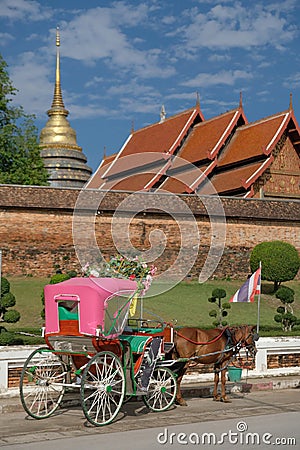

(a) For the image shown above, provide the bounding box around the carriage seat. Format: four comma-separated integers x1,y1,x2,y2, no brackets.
119,334,152,354
58,305,78,321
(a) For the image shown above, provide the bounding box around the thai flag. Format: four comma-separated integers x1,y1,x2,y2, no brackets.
230,267,261,303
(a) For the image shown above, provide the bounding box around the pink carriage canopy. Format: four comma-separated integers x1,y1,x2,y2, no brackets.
44,277,138,337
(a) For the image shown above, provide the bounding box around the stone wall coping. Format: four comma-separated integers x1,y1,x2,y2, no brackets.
0,184,299,222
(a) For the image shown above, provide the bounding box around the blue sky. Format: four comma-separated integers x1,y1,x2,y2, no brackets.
1,0,300,172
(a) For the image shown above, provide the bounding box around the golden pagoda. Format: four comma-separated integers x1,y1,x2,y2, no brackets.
39,28,92,187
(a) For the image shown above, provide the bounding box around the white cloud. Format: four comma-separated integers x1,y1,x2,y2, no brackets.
182,70,253,87
54,4,175,79
165,92,198,101
180,2,296,52
256,90,270,97
208,53,231,62
119,96,160,115
66,103,110,120
0,32,14,46
84,76,104,89
9,51,53,116
161,15,176,25
283,72,300,89
0,0,52,21
107,80,158,98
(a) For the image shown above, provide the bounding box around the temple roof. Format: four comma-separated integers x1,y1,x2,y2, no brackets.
87,152,117,188
200,159,273,196
158,163,210,194
87,105,204,190
158,105,247,192
177,106,247,164
217,110,293,168
86,95,300,199
205,107,300,197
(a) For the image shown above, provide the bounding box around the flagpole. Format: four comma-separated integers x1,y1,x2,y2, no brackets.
257,261,262,334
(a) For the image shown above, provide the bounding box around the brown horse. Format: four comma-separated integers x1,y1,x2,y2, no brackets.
167,325,258,406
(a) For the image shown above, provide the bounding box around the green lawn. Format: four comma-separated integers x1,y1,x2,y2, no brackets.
6,277,49,330
4,276,300,340
144,280,300,333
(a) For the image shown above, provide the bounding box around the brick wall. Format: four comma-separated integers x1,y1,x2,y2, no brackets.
0,185,299,278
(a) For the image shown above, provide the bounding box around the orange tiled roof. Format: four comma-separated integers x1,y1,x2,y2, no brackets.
85,152,117,188
122,108,202,157
99,107,203,190
200,158,273,196
86,99,299,199
177,107,246,164
158,163,209,193
218,111,291,167
103,172,157,191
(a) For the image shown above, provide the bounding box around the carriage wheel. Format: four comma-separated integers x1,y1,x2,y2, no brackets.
80,351,125,426
19,347,67,419
143,367,177,412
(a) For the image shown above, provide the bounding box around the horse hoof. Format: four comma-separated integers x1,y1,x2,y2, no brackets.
175,398,187,406
213,396,221,402
221,397,232,403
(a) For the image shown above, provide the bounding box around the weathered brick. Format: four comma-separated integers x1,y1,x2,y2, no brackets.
0,185,299,278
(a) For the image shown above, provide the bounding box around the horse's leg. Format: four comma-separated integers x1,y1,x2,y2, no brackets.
175,364,188,406
220,366,231,403
213,368,220,401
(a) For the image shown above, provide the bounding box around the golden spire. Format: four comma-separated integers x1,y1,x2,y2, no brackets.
39,27,80,149
51,27,67,112
39,26,92,187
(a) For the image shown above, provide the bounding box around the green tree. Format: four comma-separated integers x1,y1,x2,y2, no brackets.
274,286,300,332
250,241,300,291
208,288,231,327
0,53,49,185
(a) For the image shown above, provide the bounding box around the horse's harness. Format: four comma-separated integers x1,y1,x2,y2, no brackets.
175,327,228,345
174,326,258,371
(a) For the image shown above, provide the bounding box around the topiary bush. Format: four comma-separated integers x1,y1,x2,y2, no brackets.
0,277,21,345
1,277,10,296
273,286,300,332
250,241,300,291
208,288,231,327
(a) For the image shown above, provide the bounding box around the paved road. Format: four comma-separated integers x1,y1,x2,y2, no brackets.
5,411,299,450
0,389,299,448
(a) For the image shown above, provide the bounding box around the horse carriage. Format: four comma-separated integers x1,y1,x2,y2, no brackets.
19,277,178,426
19,276,258,426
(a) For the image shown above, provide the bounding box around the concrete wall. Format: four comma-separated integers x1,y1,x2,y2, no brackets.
1,338,300,392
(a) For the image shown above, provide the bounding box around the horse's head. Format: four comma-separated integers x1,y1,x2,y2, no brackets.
230,325,259,356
